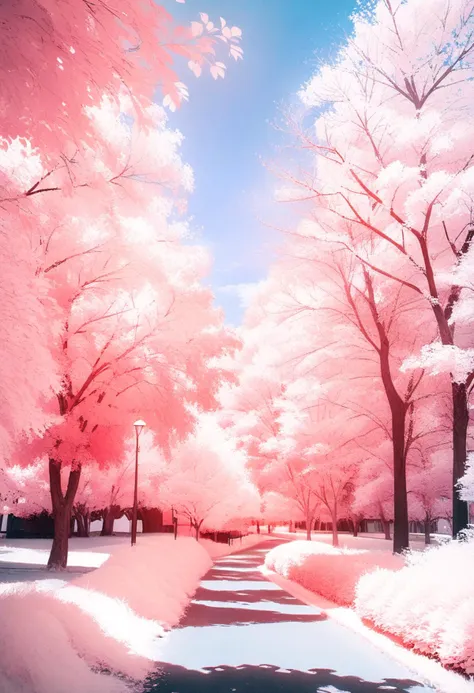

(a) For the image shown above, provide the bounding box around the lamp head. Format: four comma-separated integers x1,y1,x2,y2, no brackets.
133,419,146,436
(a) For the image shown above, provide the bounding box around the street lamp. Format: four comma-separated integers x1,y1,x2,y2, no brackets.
131,419,146,546
172,506,178,540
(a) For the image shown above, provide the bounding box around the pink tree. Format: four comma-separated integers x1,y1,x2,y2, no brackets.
158,414,260,539
0,1,243,156
6,100,238,569
408,450,452,544
81,430,167,536
0,2,244,535
261,491,301,533
286,0,474,535
0,0,242,455
353,446,395,541
220,290,377,545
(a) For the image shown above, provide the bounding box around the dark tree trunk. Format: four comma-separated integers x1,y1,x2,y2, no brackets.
424,517,431,545
452,381,469,536
417,230,473,537
256,521,260,534
74,510,90,537
48,459,81,570
101,505,120,536
305,514,313,541
352,520,359,537
331,509,339,547
392,405,409,553
361,272,409,554
194,520,203,540
382,518,391,541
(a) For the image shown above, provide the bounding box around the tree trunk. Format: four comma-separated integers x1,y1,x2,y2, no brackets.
367,275,409,554
289,520,293,532
74,512,82,537
391,404,409,553
73,505,90,537
424,523,431,545
101,506,117,536
194,520,203,541
424,516,431,545
382,518,391,541
331,510,339,547
352,520,359,537
452,381,469,537
48,459,81,570
305,514,312,540
256,521,260,534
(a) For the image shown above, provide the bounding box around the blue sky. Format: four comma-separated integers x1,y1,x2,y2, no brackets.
165,0,357,324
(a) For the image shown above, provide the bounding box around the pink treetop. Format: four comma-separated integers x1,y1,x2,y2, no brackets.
83,430,167,513
0,1,243,157
261,491,301,525
8,100,239,474
158,413,260,536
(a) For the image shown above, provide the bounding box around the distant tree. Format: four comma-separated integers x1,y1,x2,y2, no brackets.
158,414,260,539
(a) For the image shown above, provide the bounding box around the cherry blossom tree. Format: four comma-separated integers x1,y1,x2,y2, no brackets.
79,430,166,536
287,0,474,536
158,413,260,539
0,1,243,156
5,101,238,570
0,2,244,521
261,491,300,532
409,450,451,544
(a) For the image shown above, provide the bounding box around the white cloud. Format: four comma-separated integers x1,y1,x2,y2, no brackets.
218,282,262,308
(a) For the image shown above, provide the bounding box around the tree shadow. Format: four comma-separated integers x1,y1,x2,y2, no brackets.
143,663,425,693
205,569,264,581
183,602,327,627
192,586,300,605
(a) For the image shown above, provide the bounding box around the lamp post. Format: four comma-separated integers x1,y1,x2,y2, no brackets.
172,506,178,540
131,419,146,546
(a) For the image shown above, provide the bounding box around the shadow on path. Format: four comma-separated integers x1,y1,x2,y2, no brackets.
145,662,423,693
145,539,430,693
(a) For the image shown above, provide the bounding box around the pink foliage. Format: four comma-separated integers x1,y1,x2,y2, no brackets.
265,540,403,607
158,414,260,534
355,532,474,676
0,1,243,155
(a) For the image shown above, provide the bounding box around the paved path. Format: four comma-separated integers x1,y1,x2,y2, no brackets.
144,539,434,693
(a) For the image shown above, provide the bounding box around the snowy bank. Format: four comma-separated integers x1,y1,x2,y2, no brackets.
265,540,403,606
355,531,474,676
0,536,211,693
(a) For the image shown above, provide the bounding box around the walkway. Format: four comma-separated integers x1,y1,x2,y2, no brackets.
144,539,434,693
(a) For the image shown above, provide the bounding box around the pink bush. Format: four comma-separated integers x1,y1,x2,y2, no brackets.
355,532,474,676
0,536,211,693
265,540,403,606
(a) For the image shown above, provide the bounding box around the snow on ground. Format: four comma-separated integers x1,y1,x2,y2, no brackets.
262,563,474,693
0,535,213,693
355,529,474,677
272,527,443,552
265,539,403,606
265,532,474,679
